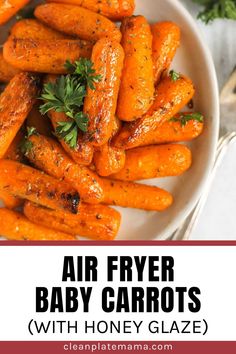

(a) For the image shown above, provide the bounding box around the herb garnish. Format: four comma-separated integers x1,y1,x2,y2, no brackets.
170,113,204,126
169,70,181,82
193,0,236,23
39,59,101,149
20,127,37,155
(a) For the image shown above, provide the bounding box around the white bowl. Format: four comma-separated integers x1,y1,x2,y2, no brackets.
114,0,219,240
0,0,219,240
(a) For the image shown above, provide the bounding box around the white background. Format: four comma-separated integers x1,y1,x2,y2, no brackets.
0,245,235,341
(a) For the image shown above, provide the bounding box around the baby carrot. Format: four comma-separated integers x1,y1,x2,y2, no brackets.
46,0,135,20
10,18,69,40
94,144,126,177
101,178,173,211
3,37,92,74
0,208,75,240
24,201,121,240
48,109,94,166
35,3,122,42
0,160,80,214
110,144,192,181
93,117,126,176
116,16,155,122
0,0,30,25
0,72,40,158
26,133,104,204
83,38,124,146
113,74,195,150
136,112,204,146
151,22,181,84
0,49,20,83
0,191,23,209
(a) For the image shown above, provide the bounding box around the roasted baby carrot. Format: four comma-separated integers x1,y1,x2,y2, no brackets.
116,16,155,122
0,191,23,209
3,37,92,74
136,112,204,146
94,144,126,177
0,72,40,158
151,22,181,84
46,0,135,20
113,74,195,150
48,109,94,166
27,104,53,137
35,3,121,42
0,208,75,240
0,0,30,25
3,130,26,208
0,160,80,214
24,201,121,240
10,19,69,40
4,129,25,162
26,133,104,204
0,49,20,83
101,178,173,211
83,38,124,146
110,144,192,181
93,117,126,176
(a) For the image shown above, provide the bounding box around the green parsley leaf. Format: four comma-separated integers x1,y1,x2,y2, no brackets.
170,113,204,126
55,121,78,149
65,58,102,90
169,70,181,82
20,127,38,155
39,58,102,149
193,0,236,23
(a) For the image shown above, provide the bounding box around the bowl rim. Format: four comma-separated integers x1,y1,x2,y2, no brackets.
156,0,220,240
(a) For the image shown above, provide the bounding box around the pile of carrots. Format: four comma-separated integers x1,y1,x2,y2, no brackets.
0,0,204,241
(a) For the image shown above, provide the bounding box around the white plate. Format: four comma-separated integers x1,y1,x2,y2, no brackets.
0,0,219,240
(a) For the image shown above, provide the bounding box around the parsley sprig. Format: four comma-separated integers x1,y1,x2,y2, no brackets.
169,70,181,82
193,0,236,23
170,113,204,126
20,127,37,155
65,58,102,90
39,59,101,149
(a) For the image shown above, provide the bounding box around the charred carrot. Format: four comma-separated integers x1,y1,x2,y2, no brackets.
0,72,40,158
116,16,155,122
101,178,173,211
10,18,69,40
0,208,75,240
3,37,92,74
46,0,135,20
0,49,20,83
151,22,181,84
0,160,80,214
113,74,195,150
26,133,104,204
110,144,192,181
83,38,124,146
27,104,53,137
0,0,30,25
48,109,94,166
24,201,121,240
136,112,204,146
35,3,121,42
